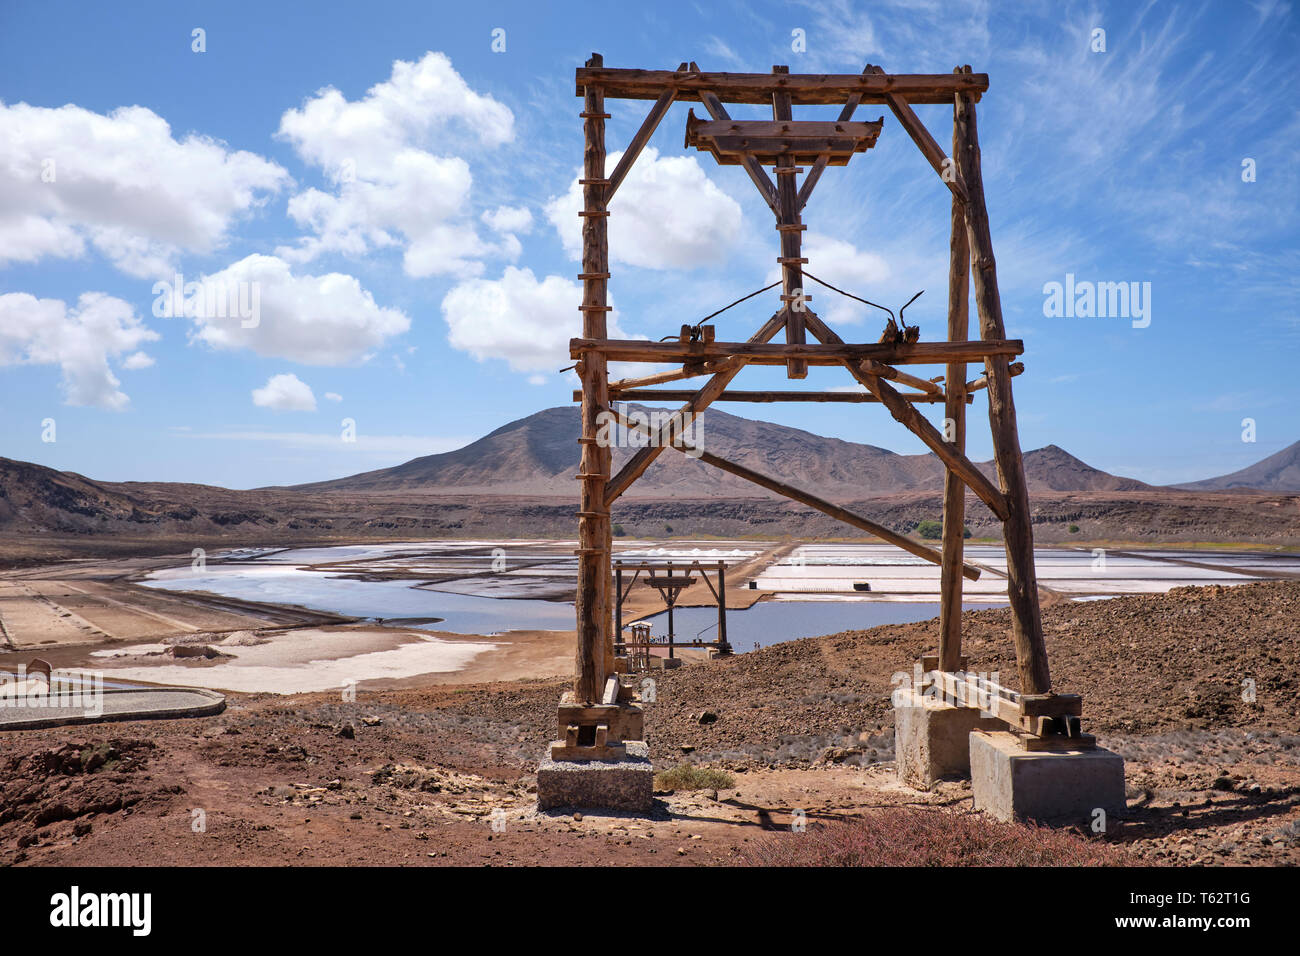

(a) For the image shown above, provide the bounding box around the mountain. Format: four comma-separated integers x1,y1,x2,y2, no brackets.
1173,441,1300,493
293,405,1151,498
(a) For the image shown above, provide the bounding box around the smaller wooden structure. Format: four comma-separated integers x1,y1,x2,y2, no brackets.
614,559,729,660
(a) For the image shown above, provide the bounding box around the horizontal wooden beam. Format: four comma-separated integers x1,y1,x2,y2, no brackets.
590,388,972,404
609,407,982,581
572,337,1023,366
684,113,883,167
576,67,989,105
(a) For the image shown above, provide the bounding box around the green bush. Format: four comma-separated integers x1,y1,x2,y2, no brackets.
916,519,942,539
612,523,627,537
1068,524,1080,534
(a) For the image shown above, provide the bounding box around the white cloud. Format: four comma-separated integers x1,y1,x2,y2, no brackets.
768,233,892,328
252,372,317,412
0,292,158,409
441,266,632,373
176,254,410,365
275,52,515,276
0,101,288,278
122,351,155,370
324,391,343,402
546,147,743,270
482,205,533,234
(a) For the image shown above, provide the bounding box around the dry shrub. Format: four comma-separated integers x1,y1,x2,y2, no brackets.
742,807,1135,867
655,764,735,791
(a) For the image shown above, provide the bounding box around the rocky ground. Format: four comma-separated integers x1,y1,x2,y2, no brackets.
2,581,1298,867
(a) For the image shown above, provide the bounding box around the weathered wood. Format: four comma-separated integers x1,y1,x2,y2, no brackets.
574,56,611,704
575,66,989,105
597,388,968,404
605,68,682,202
871,65,968,206
610,407,982,580
939,79,970,674
966,361,1023,391
955,74,1051,695
602,312,787,505
684,113,883,167
799,309,1011,521
571,337,1023,366
772,67,807,380
697,89,779,213
608,365,716,391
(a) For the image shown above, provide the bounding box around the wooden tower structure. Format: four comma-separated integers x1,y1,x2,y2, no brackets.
550,56,1083,764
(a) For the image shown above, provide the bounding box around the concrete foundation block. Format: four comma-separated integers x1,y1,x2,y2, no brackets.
537,740,654,813
894,687,1001,790
970,730,1126,827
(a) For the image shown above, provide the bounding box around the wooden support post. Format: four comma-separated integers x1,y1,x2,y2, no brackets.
954,69,1051,694
772,66,808,380
939,80,970,674
574,54,612,704
614,564,624,657
717,564,728,654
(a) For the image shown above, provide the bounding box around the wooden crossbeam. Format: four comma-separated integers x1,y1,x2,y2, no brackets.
571,338,1023,366
798,310,1011,521
603,311,786,505
684,114,883,166
575,67,989,105
593,388,969,404
609,407,982,581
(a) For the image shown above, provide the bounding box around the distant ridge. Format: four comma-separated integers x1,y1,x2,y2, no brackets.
291,405,1152,498
1173,441,1300,493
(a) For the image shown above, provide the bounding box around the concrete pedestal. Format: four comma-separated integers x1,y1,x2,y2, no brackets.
537,740,654,813
894,687,1001,790
970,730,1126,826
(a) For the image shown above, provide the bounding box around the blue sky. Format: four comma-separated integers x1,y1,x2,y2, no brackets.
1,0,1296,489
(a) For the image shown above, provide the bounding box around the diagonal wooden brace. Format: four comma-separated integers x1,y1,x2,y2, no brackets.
609,406,982,580
800,310,1010,521
603,310,786,505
